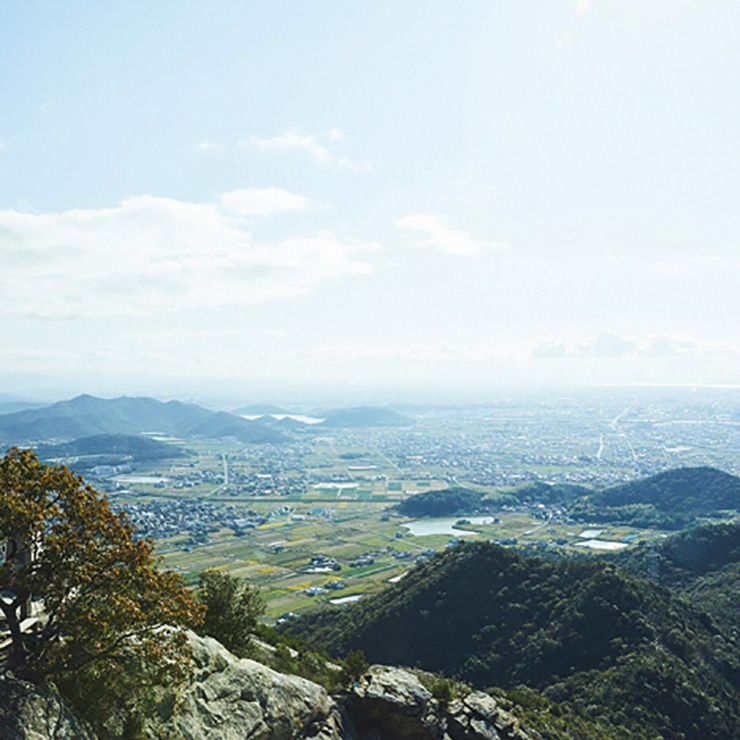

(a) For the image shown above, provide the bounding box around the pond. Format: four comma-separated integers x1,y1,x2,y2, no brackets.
329,594,364,605
114,475,170,485
402,516,497,537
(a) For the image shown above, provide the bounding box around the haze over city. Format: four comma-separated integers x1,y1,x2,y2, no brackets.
1,1,738,401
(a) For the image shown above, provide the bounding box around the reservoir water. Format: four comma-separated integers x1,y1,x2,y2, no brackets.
329,594,364,605
114,475,170,485
402,516,497,537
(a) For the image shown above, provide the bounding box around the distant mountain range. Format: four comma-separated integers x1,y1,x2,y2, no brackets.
232,404,289,416
0,395,286,445
317,406,413,428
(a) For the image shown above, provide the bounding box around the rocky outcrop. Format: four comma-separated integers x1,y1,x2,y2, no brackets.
344,665,533,740
0,670,96,740
149,633,344,739
151,635,533,740
0,634,533,739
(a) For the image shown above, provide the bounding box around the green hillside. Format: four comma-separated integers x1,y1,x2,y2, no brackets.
187,411,285,444
395,486,493,517
37,434,184,462
570,467,740,528
288,540,740,738
512,481,592,505
612,520,740,636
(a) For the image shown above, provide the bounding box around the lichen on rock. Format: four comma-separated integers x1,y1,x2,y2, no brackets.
0,671,96,740
147,632,344,739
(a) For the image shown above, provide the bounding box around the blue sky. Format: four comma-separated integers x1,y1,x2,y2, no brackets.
1,1,739,399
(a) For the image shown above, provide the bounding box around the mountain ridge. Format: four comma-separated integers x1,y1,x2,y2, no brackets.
570,466,740,528
0,395,285,445
287,540,740,738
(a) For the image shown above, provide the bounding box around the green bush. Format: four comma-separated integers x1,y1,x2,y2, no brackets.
196,569,265,657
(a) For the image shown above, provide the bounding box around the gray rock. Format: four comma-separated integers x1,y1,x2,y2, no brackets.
0,671,96,740
150,632,344,740
343,666,532,740
0,636,534,740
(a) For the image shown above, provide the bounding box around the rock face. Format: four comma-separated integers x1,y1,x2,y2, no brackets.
0,671,96,740
0,634,533,739
153,635,532,740
344,665,532,740
150,633,344,739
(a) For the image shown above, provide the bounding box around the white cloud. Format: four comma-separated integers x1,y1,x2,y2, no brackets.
576,0,591,14
642,336,697,357
244,130,332,165
0,191,379,320
582,332,639,358
193,140,221,152
0,141,6,152
395,213,504,256
241,129,371,170
531,333,700,359
531,342,569,359
219,188,319,217
337,156,373,172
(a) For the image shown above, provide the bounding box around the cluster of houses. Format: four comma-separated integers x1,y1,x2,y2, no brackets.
303,554,341,573
113,499,316,542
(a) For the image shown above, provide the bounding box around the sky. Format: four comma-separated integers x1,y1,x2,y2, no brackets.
1,0,739,402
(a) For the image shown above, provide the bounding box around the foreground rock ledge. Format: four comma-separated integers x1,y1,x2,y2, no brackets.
151,633,342,739
151,633,533,740
1,632,534,739
0,671,96,740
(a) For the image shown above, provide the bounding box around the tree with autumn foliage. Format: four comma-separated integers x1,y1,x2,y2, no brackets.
0,448,203,736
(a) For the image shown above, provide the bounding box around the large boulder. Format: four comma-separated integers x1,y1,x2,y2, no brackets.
343,665,533,740
149,632,344,739
0,671,96,740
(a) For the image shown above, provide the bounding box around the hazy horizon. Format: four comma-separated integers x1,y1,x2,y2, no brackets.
2,2,739,394
2,373,740,413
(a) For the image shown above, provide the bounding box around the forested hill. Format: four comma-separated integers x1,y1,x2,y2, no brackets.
614,520,740,585
569,466,740,528
394,486,494,517
0,394,285,445
612,520,740,636
288,540,740,738
37,434,184,462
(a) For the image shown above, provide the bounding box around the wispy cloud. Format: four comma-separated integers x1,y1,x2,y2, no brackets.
241,128,372,171
0,190,379,320
193,140,221,152
395,213,504,256
219,188,319,217
576,0,591,14
245,130,332,164
337,156,372,172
